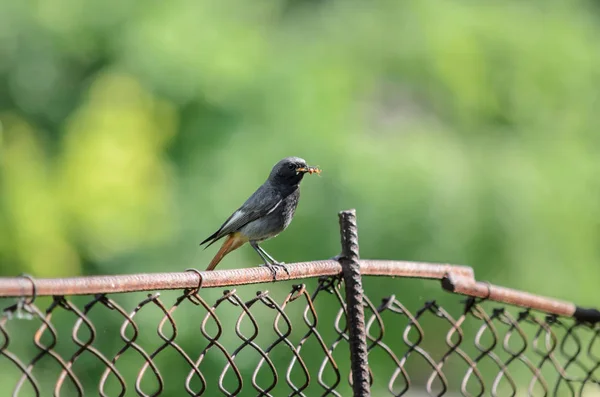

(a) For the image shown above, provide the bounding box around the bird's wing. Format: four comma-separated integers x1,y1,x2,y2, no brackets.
200,185,281,248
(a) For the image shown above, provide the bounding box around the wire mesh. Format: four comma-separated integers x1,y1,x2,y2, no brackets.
1,273,598,397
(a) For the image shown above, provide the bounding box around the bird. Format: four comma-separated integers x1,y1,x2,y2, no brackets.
200,156,321,278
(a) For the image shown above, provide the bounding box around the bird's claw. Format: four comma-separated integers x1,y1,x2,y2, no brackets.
262,263,278,280
274,262,290,277
260,261,290,280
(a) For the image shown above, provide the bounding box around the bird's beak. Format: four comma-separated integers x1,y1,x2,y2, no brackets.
296,166,321,175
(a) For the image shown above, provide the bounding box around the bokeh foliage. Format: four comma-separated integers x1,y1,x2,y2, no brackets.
1,0,599,394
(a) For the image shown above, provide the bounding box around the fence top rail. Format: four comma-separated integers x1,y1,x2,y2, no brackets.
0,259,472,297
0,259,597,322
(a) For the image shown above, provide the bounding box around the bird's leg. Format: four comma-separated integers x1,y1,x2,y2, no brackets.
257,245,291,276
257,246,279,265
250,242,279,279
250,242,290,279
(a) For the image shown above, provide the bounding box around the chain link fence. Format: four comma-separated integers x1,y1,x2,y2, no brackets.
1,210,598,396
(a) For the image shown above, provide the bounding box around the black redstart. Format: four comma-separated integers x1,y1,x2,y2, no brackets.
200,156,320,277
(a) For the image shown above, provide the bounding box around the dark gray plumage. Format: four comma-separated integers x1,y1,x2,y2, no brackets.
200,156,320,277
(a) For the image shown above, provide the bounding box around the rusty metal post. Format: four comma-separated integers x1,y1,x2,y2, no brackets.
338,209,371,397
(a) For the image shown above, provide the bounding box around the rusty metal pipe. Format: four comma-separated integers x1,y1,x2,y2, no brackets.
441,273,577,317
0,260,472,298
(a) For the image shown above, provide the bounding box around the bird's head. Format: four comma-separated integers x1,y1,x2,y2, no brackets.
268,156,321,186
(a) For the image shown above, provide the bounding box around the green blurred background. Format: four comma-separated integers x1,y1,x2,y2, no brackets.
1,0,600,395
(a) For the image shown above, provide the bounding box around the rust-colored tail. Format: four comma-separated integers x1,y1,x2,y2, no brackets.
205,232,248,271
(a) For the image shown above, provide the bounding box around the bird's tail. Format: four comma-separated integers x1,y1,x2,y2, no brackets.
206,232,248,271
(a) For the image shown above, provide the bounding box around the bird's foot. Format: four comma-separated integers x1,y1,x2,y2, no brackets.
272,261,290,277
260,262,278,280
260,262,290,280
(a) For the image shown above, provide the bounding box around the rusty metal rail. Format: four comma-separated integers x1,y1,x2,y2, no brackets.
0,209,598,396
0,260,474,297
0,261,594,321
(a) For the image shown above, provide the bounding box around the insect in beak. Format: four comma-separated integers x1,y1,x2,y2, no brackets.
297,166,321,175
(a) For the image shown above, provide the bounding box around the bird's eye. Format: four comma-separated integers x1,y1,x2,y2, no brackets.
288,163,296,170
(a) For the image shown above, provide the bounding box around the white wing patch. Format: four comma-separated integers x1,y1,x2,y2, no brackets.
222,210,245,230
265,200,282,216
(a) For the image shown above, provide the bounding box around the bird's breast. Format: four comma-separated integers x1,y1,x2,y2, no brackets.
279,190,300,228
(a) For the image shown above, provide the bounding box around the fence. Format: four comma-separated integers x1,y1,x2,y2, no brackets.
0,210,599,397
